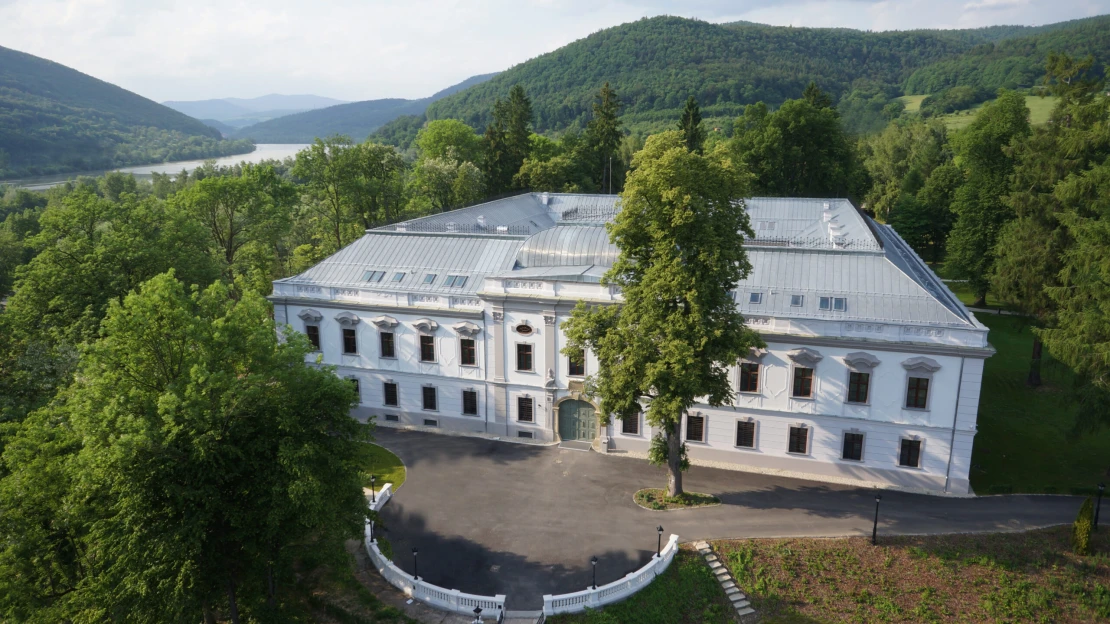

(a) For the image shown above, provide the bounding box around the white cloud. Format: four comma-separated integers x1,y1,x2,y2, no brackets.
0,0,1103,102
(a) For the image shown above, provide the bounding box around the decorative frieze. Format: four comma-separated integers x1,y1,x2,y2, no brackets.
409,295,441,305
844,322,885,334
746,316,772,327
332,288,360,299
902,327,945,338
296,285,322,295
505,280,544,290
451,297,482,308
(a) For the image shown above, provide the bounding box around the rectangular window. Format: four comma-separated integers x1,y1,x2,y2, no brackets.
363,270,385,282
423,274,437,284
460,338,477,366
518,396,534,422
749,292,763,304
380,332,395,358
788,426,809,454
420,335,436,362
847,371,870,403
735,421,756,448
568,348,585,376
305,325,320,350
422,386,437,411
518,431,534,439
906,377,929,409
622,413,639,435
685,414,705,442
392,272,405,282
819,296,832,311
516,343,533,372
342,328,358,354
462,390,478,415
842,432,864,461
790,294,804,307
349,377,360,397
383,382,398,407
899,439,922,467
384,414,400,422
792,367,814,398
833,297,847,311
739,362,760,393
445,275,468,288
423,418,439,427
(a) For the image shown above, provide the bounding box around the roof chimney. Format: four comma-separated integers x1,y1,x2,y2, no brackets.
477,215,486,229
496,225,509,233
395,223,408,232
540,192,550,205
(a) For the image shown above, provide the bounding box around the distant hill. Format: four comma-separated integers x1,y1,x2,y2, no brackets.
163,94,349,128
0,45,253,179
423,15,1110,135
201,119,236,136
231,73,498,143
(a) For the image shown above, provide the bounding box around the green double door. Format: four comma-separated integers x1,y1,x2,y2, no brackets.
558,400,597,442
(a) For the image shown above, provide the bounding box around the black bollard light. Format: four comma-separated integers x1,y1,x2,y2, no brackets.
412,547,420,581
472,606,482,624
872,493,882,546
1096,483,1105,531
371,474,377,504
591,556,598,589
657,525,664,558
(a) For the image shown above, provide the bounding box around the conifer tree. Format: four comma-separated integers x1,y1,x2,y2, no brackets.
506,85,534,188
678,95,706,153
585,82,623,193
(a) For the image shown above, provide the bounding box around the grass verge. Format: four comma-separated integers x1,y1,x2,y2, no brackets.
634,488,721,510
716,526,1109,624
546,547,734,624
362,443,406,491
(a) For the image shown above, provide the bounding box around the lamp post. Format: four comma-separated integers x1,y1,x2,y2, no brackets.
412,547,420,581
590,556,598,590
656,526,664,558
471,606,483,624
872,493,882,546
1096,483,1105,531
370,474,377,504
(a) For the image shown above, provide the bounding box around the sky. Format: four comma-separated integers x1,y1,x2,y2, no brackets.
0,0,1106,103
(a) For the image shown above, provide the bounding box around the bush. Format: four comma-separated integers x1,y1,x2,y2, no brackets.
1073,496,1094,555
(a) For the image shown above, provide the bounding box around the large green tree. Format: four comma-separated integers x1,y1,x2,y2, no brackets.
0,272,371,622
415,119,483,164
562,131,763,497
585,82,624,193
860,119,949,221
677,95,706,153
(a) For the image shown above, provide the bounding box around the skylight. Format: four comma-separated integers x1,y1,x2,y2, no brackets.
363,270,385,282
445,275,468,288
423,274,437,284
392,272,405,282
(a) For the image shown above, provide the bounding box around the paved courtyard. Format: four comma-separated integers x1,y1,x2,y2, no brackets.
372,428,1083,610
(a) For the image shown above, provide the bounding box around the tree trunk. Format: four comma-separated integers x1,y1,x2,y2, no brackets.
1027,337,1043,388
227,579,240,624
202,599,217,624
666,423,684,498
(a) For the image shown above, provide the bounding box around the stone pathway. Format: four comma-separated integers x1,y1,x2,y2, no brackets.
695,540,756,622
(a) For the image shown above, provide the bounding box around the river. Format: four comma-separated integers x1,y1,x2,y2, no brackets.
5,144,309,191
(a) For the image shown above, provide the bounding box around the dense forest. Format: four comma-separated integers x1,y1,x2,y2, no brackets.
0,45,255,179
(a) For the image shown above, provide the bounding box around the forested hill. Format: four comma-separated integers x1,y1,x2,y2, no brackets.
0,45,254,180
424,15,1110,134
231,73,498,143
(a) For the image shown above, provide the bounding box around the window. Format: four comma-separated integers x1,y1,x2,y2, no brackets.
518,431,534,439
383,382,398,407
790,294,804,307
384,414,399,422
833,297,847,311
380,332,395,358
749,292,763,304
392,272,405,282
363,270,385,282
460,338,477,366
847,371,870,403
516,343,533,371
420,335,436,362
342,328,358,354
736,421,756,448
792,367,814,398
348,377,360,397
788,426,809,454
739,363,760,393
462,390,478,415
444,275,468,288
819,297,831,310
842,432,864,461
305,325,321,350
622,413,639,435
685,414,705,442
568,348,585,376
423,418,439,427
423,274,437,284
518,396,534,422
422,386,437,411
906,377,929,409
899,439,922,467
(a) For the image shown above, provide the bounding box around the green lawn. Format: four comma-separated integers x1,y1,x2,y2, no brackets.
896,94,927,113
546,548,734,624
362,443,406,491
971,313,1110,495
936,94,1057,131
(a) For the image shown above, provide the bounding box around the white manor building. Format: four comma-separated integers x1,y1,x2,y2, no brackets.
270,193,991,495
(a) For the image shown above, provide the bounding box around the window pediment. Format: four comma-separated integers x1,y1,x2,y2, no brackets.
369,315,399,328
298,308,323,323
787,347,824,367
741,347,768,363
902,356,941,373
412,318,439,332
334,311,360,327
844,351,881,370
452,321,481,336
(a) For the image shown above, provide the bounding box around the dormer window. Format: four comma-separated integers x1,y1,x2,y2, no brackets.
445,275,468,288
423,274,437,284
363,270,385,282
392,272,405,282
748,292,763,304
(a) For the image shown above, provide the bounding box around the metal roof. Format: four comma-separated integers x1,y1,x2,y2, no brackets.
515,225,619,269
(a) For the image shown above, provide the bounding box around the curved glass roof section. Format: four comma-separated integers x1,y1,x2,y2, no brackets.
515,225,618,269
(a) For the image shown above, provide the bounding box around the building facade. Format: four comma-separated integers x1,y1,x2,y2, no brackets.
270,193,991,495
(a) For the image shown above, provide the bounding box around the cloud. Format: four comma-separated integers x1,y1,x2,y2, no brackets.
964,0,1029,10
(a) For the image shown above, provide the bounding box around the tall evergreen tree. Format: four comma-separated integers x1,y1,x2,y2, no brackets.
481,98,513,195
506,85,534,189
585,82,624,193
677,95,706,153
802,81,834,109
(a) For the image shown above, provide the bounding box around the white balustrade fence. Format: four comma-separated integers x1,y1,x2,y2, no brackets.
364,482,507,617
542,534,680,615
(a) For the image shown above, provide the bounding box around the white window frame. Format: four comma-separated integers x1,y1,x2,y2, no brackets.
748,292,763,304
515,342,535,372
791,365,816,400
901,357,940,412
462,389,479,416
685,413,707,443
738,361,761,394
421,385,438,412
383,381,399,407
790,294,804,307
459,337,478,367
517,395,535,423
347,377,361,403
620,412,641,436
419,334,437,363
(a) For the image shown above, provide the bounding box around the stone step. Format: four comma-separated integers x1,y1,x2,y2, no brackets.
714,569,731,578
694,541,709,549
737,606,756,616
708,561,723,570
721,580,737,590
704,554,719,562
732,599,751,609
725,587,742,596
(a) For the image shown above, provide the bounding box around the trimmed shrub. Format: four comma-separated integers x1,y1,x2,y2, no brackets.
1073,496,1094,556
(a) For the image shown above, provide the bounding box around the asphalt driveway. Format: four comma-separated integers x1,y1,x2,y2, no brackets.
371,428,1083,610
